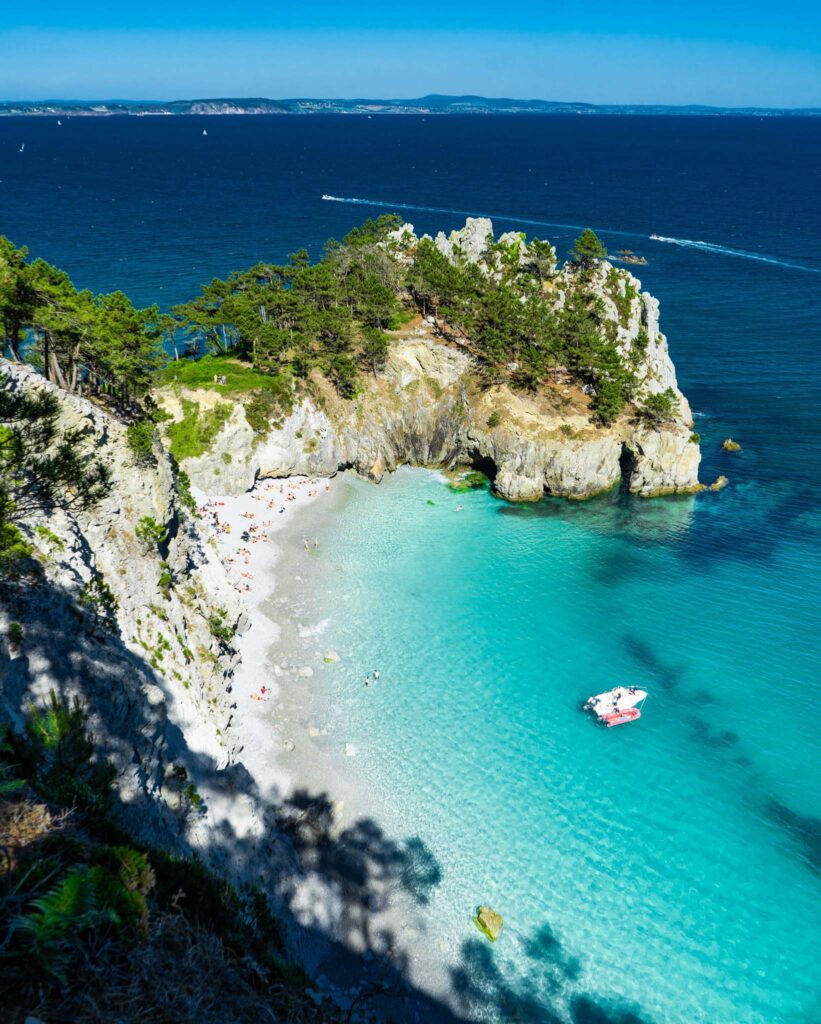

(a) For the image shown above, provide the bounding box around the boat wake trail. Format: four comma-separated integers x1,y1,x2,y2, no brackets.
649,235,820,274
320,195,643,240
321,195,820,274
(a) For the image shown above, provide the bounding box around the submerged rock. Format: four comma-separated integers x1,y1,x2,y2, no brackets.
474,905,503,942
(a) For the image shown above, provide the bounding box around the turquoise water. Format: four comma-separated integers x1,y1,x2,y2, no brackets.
292,469,820,1024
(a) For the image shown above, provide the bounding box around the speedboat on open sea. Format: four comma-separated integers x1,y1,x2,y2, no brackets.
584,686,647,727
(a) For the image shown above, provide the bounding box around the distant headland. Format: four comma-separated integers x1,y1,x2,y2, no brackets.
1,94,819,117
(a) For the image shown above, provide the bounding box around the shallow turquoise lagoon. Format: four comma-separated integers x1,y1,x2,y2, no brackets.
297,469,820,1024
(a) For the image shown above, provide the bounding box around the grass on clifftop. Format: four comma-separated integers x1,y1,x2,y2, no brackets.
159,356,295,444
158,354,286,396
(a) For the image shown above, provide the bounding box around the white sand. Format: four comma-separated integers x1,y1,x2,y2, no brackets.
197,474,335,799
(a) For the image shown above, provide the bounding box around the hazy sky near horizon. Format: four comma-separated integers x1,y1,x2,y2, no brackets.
1,2,820,106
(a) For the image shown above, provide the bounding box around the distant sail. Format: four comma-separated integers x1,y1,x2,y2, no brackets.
18,143,24,153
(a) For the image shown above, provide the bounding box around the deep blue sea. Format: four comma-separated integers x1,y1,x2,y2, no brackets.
2,115,819,1023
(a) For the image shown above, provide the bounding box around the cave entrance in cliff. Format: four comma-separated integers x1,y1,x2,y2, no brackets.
469,453,498,484
618,444,637,492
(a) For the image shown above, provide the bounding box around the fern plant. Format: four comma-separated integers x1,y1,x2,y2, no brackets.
13,846,155,980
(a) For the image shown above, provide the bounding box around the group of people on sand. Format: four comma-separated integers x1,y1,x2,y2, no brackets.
199,499,232,535
250,685,270,703
204,472,332,606
363,669,381,687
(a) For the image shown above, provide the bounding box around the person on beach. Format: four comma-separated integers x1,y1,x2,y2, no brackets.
314,537,319,550
303,538,309,551
374,669,380,681
364,675,370,687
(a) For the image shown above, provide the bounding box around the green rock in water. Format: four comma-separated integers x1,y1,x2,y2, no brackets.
448,471,489,492
722,438,742,452
474,905,503,942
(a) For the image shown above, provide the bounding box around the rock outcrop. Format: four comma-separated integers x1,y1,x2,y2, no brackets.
157,220,701,502
0,361,245,849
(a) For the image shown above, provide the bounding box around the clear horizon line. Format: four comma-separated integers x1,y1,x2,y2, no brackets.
1,94,820,113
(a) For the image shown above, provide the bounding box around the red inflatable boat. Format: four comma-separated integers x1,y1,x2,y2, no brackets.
604,707,642,728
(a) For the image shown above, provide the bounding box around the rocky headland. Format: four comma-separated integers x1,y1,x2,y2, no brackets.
157,218,703,503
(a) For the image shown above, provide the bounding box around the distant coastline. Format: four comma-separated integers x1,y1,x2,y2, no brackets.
1,94,819,117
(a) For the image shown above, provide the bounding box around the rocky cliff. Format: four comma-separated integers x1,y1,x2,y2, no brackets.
0,361,246,852
158,219,702,501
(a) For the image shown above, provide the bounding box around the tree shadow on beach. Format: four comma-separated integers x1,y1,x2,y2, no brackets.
449,920,654,1024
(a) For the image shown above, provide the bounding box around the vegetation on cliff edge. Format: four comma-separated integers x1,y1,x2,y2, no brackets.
2,218,655,436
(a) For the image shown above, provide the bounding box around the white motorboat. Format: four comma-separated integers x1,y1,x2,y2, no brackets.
584,686,647,722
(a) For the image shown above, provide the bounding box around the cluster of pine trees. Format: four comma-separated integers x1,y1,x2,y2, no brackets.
406,227,640,422
1,218,642,420
0,237,164,405
171,216,405,398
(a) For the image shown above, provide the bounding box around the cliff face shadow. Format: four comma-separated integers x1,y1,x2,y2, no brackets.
1,571,461,1021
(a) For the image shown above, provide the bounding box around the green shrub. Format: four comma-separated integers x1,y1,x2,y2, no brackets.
689,432,701,444
208,608,235,646
34,525,65,552
158,569,173,599
172,461,197,515
125,420,156,467
244,379,293,435
15,847,154,981
25,690,115,810
487,410,501,429
79,574,119,627
135,515,168,551
0,520,34,576
638,387,678,425
606,268,639,327
8,621,23,645
165,398,232,461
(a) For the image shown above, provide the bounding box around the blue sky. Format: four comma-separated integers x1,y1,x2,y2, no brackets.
1,2,820,106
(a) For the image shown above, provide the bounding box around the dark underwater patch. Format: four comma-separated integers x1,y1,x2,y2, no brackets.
765,798,821,875
622,635,683,691
570,995,656,1024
